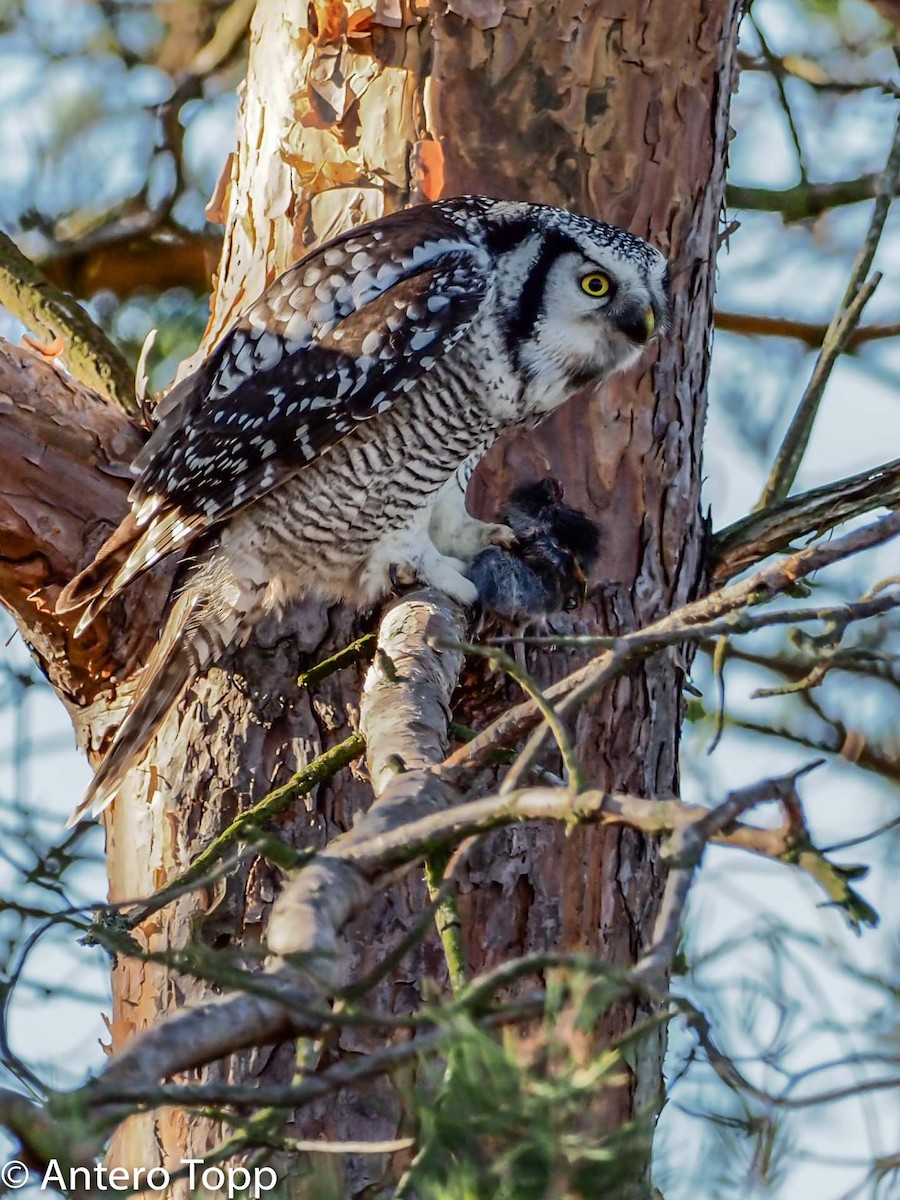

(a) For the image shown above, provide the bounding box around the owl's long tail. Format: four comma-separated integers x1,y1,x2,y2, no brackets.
68,591,241,827
56,513,144,635
57,504,205,637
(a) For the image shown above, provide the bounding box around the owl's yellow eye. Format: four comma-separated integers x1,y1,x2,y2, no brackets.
580,272,611,298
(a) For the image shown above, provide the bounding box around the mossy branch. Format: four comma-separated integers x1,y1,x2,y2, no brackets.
0,228,137,414
296,632,376,689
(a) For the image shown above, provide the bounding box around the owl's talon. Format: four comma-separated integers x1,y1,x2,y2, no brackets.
486,523,517,550
389,562,418,590
429,510,518,561
417,551,478,605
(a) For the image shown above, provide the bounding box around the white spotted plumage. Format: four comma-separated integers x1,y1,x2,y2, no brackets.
57,195,669,822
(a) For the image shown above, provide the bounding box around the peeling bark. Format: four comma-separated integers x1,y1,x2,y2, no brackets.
0,343,167,711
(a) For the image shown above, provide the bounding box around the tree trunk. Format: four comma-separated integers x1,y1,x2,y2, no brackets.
0,0,741,1194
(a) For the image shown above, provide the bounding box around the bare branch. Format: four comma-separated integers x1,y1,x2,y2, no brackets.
698,630,900,691
82,593,468,1095
724,712,900,785
358,590,469,991
453,641,586,794
95,751,848,1095
712,457,900,583
87,1003,546,1112
726,174,893,220
682,1000,900,1112
758,272,882,506
0,1088,99,1183
182,0,256,80
281,1137,415,1155
39,224,219,301
323,780,873,929
757,113,900,508
632,763,823,986
358,591,465,793
714,310,900,349
490,595,899,653
90,982,299,1100
748,12,810,184
736,49,900,97
2,756,869,1149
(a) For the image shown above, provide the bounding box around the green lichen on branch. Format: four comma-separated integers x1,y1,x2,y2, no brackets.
423,849,468,996
0,227,137,414
296,631,377,689
789,847,878,932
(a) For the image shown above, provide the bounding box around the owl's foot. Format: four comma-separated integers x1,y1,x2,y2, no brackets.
431,514,517,562
393,550,478,605
386,546,477,605
419,553,479,605
389,562,418,590
483,522,518,550
368,526,479,605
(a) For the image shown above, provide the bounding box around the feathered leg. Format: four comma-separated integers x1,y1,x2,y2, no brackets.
427,456,517,561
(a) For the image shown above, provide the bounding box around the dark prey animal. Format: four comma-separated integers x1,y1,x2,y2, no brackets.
470,479,601,623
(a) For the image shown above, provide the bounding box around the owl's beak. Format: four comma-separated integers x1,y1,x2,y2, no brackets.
615,301,657,346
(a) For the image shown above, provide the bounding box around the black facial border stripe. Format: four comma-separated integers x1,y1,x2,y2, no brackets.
501,228,584,364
